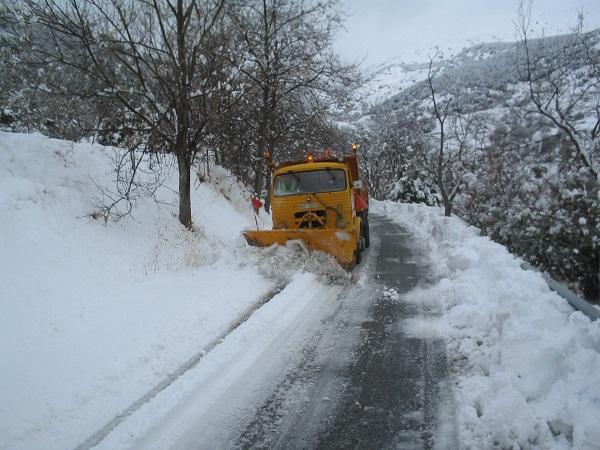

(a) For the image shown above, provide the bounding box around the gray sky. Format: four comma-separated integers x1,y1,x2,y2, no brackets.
334,0,600,66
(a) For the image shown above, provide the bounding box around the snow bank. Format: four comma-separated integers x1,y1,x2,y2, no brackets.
0,132,278,450
372,200,600,450
95,272,342,449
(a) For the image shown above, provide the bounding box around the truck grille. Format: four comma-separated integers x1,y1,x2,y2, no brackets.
294,210,327,228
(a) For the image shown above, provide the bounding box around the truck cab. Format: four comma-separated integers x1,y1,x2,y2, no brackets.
271,161,354,231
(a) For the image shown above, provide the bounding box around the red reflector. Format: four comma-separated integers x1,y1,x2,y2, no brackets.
355,193,368,211
251,196,263,210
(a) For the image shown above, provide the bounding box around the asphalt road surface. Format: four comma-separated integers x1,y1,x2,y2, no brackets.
236,215,458,449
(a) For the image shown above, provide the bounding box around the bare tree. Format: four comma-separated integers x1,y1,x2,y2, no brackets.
1,1,105,139
19,0,227,228
417,57,485,216
516,0,600,180
229,0,358,212
516,0,600,299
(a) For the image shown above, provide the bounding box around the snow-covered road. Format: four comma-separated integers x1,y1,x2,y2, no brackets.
92,215,456,449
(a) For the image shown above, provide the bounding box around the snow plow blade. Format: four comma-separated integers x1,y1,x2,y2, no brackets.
243,229,357,269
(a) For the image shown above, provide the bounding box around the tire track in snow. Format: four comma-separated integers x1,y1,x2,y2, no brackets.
125,273,342,450
235,216,458,449
74,284,285,450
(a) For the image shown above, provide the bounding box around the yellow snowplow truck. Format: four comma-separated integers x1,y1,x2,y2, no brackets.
244,145,370,269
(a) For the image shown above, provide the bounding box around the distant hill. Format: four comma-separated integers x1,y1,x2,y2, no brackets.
363,28,600,122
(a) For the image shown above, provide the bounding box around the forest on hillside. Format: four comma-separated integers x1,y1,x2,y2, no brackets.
1,0,599,302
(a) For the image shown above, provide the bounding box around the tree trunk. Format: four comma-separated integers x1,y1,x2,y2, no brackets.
177,152,192,228
597,248,600,303
256,73,270,207
264,169,272,214
437,152,452,217
253,161,263,197
444,201,452,217
174,0,192,229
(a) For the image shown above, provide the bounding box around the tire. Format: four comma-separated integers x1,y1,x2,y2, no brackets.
355,240,362,265
363,216,370,248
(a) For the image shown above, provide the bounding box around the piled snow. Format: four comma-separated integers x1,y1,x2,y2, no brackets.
372,200,600,450
0,132,280,450
95,272,342,449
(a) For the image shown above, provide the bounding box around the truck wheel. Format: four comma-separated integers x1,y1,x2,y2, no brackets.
355,240,362,265
364,217,370,248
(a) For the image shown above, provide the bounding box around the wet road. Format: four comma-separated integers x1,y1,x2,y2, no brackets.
236,215,458,449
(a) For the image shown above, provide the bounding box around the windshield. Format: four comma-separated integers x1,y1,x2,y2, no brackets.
273,169,347,196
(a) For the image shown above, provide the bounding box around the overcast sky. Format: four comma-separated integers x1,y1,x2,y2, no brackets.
334,0,600,66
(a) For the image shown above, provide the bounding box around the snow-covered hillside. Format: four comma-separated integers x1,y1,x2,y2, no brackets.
353,61,432,113
357,31,599,125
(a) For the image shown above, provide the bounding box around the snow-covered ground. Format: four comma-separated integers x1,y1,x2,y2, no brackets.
3,131,600,450
372,200,600,450
0,131,334,450
95,272,343,449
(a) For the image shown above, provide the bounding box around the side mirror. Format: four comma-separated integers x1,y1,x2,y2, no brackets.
352,180,363,189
